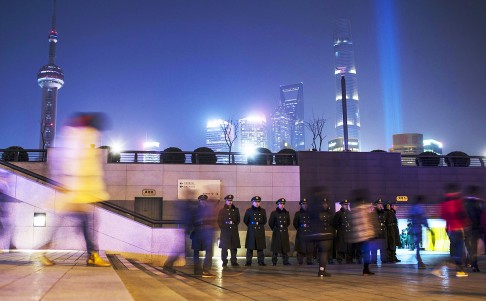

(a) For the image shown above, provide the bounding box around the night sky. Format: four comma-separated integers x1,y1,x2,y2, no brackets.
1,0,485,155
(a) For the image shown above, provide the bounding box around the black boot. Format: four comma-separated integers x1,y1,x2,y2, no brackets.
363,264,375,276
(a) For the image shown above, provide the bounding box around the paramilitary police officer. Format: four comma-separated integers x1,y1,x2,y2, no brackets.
243,196,267,266
269,198,291,266
371,199,388,264
385,201,402,263
217,194,241,267
190,194,217,277
293,198,314,265
333,199,353,264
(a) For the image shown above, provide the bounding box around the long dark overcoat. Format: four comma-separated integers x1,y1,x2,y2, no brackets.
293,208,313,252
385,209,401,249
332,208,352,252
269,208,291,253
217,204,241,249
244,206,267,250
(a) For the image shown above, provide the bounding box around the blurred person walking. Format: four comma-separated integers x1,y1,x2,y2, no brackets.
0,170,16,251
463,185,484,272
432,184,471,278
348,189,378,276
269,198,291,266
244,196,267,266
190,194,217,277
409,195,434,269
217,194,241,267
308,198,335,277
42,112,111,267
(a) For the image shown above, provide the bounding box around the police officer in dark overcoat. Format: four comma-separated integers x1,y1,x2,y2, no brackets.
243,196,267,266
333,199,353,263
371,199,388,264
269,198,291,266
385,201,402,263
190,194,217,277
217,194,241,267
293,198,314,265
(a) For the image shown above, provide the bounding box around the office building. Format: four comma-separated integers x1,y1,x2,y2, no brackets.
239,115,267,152
270,105,292,152
206,119,232,152
142,141,160,163
423,139,443,155
279,83,305,151
327,137,359,152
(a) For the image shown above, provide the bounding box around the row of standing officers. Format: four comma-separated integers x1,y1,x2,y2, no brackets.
189,192,401,277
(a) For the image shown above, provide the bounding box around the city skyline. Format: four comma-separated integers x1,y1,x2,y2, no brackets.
1,0,486,155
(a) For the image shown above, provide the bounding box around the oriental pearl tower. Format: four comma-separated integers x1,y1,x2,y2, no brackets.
38,0,64,149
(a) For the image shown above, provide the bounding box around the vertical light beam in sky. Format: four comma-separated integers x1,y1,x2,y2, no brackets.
376,0,402,149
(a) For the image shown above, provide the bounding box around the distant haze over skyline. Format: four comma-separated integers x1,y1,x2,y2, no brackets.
1,0,486,155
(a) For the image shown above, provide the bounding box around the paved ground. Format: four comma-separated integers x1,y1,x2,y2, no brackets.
1,250,485,300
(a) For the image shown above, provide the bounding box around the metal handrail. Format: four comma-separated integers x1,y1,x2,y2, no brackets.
0,161,184,228
401,154,485,167
109,150,298,165
97,201,185,228
0,149,47,162
0,160,64,190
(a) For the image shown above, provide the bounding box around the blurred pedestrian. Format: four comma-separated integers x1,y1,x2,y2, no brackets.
217,194,241,267
269,198,291,266
463,185,484,272
42,112,111,267
190,194,217,277
293,198,314,265
348,189,378,276
409,195,434,269
308,198,335,277
0,170,15,251
432,184,470,278
244,196,267,266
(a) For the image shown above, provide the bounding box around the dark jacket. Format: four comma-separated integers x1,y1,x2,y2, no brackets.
269,207,291,252
375,209,387,239
218,204,241,249
190,203,217,251
333,208,352,251
244,206,267,250
309,209,335,241
464,196,483,231
385,209,401,248
293,208,312,252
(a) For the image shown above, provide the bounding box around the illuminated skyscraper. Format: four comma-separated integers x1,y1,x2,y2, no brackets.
239,116,267,152
206,119,232,152
38,0,64,149
142,141,160,163
329,19,360,151
270,105,292,152
279,83,305,151
423,139,443,155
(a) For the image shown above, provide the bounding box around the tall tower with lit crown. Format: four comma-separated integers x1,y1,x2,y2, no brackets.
38,0,64,149
329,19,361,152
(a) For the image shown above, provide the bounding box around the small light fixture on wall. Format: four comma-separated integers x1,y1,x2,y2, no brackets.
33,213,47,227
